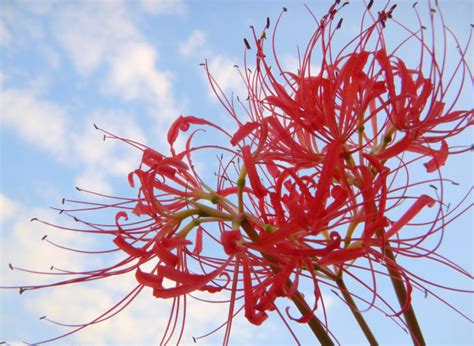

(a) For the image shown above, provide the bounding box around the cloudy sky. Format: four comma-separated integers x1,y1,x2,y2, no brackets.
0,0,472,344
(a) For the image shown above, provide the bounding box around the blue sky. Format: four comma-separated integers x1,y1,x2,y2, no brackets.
0,0,472,344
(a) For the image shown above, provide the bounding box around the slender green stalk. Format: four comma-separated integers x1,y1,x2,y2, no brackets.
336,277,378,345
384,247,426,346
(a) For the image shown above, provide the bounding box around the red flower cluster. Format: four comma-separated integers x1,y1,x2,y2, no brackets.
6,1,472,344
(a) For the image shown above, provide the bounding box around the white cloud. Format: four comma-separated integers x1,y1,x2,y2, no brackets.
74,170,113,196
206,55,245,99
0,87,147,195
54,1,139,75
0,200,244,344
105,41,177,120
140,0,186,15
0,194,19,224
0,200,165,344
178,30,245,103
28,280,169,344
1,206,92,287
1,88,68,158
179,30,208,57
0,2,45,46
53,1,181,121
70,110,147,193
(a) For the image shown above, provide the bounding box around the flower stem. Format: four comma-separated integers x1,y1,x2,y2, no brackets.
384,247,426,346
291,290,335,345
240,219,334,345
336,277,378,345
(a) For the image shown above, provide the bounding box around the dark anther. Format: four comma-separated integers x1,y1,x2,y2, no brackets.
199,63,205,66
30,218,38,222
282,7,287,12
50,265,54,270
430,8,436,13
39,316,47,320
330,289,340,297
233,64,238,68
244,38,251,49
412,2,418,7
59,209,64,214
266,17,270,29
76,186,82,191
73,217,79,222
192,336,197,343
61,197,65,204
103,135,106,141
424,289,429,298
421,25,427,30
342,1,349,6
8,263,13,270
19,287,25,294
93,123,98,130
429,184,438,190
337,18,343,29
41,235,47,241
451,181,460,186
378,13,386,28
368,0,374,9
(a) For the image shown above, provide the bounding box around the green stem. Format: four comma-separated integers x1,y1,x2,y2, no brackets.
240,219,334,345
336,277,378,345
384,248,425,346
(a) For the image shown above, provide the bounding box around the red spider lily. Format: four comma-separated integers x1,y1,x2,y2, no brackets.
204,0,472,343
3,1,472,345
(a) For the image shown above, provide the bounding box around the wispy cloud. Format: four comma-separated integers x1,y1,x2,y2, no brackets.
1,88,68,159
0,193,19,224
53,1,181,121
179,29,208,57
206,55,244,98
71,109,147,193
140,0,186,15
179,29,245,103
1,85,147,195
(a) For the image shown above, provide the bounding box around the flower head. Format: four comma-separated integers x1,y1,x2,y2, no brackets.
4,1,472,344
